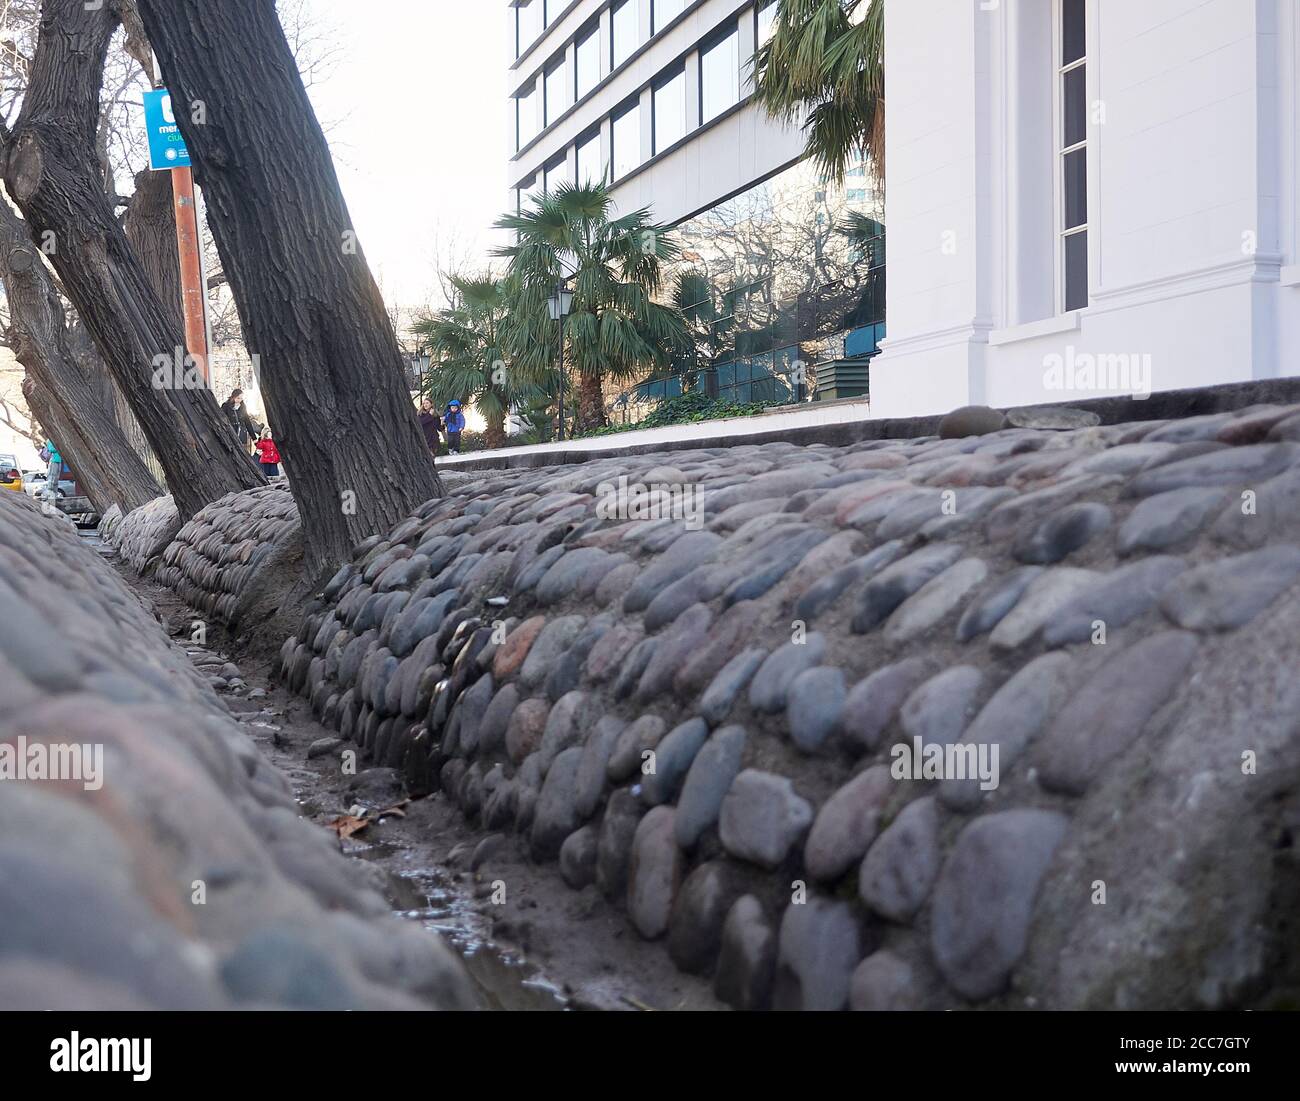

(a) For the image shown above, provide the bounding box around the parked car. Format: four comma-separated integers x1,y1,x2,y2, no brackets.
0,454,23,493
22,471,74,498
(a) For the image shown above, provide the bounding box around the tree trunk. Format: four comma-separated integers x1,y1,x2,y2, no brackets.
124,167,184,336
0,202,163,514
576,372,607,433
0,0,264,520
136,0,443,578
483,407,507,451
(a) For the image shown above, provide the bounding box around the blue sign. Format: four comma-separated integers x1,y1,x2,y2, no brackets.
143,89,191,171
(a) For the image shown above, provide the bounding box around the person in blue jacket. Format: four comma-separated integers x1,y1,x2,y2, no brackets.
444,400,466,454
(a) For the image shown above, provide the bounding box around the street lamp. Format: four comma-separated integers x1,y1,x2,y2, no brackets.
547,279,574,441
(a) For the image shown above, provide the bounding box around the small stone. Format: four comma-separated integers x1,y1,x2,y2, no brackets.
793,541,906,622
470,833,507,871
622,531,723,613
1041,556,1187,647
306,736,343,760
851,544,965,633
899,666,984,749
955,566,1043,642
1013,502,1112,565
719,769,814,869
635,604,713,701
534,548,619,605
530,747,585,861
786,666,847,753
559,825,599,889
627,806,681,940
1036,631,1199,794
930,809,1069,1001
747,633,826,713
714,895,776,1010
536,690,590,772
773,895,861,1011
803,764,892,882
675,725,747,848
595,789,644,900
607,714,667,783
939,651,1073,811
505,697,550,764
850,950,919,1011
573,715,624,820
838,658,931,753
885,558,988,642
858,796,939,922
1126,443,1297,497
667,861,743,975
699,647,766,726
518,616,585,690
476,682,519,757
1117,486,1228,555
939,405,1007,438
1005,405,1100,430
989,567,1097,651
1159,546,1300,631
492,616,545,680
642,718,710,806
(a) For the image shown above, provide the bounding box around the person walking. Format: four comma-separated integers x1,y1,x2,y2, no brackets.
220,389,261,455
418,398,443,455
254,428,281,478
443,400,466,455
39,439,62,503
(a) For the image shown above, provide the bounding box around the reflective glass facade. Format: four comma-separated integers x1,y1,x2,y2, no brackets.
626,160,885,408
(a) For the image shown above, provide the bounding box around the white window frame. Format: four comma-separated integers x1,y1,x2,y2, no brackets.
1054,0,1088,314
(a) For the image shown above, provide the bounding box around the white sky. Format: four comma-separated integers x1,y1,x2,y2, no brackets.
305,0,511,310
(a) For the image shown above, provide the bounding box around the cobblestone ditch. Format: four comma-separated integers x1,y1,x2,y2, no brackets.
276,402,1300,1010
100,493,181,574
0,489,476,1010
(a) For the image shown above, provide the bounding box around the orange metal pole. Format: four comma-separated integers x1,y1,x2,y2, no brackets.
170,165,209,386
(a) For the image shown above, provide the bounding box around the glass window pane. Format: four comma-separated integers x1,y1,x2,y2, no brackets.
1063,147,1087,229
519,174,542,212
1062,0,1085,65
544,157,568,195
612,101,641,180
653,69,686,154
1062,64,1086,148
545,62,567,125
757,1,778,47
517,83,539,149
612,0,638,69
575,27,600,100
654,0,686,34
576,131,604,185
517,0,542,56
701,28,739,124
1064,230,1088,310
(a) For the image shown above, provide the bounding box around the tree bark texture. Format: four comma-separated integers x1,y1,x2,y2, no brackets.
124,167,184,337
0,0,264,519
136,0,444,577
0,201,163,514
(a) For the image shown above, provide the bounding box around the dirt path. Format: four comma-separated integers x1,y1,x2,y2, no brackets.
117,557,722,1012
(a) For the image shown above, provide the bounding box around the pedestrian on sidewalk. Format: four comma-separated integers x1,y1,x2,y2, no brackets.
418,398,443,455
254,428,281,477
444,400,466,455
39,439,62,502
221,388,261,455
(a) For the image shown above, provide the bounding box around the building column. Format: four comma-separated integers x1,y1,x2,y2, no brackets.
869,0,1000,418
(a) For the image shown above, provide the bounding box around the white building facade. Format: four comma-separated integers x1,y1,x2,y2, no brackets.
871,0,1300,418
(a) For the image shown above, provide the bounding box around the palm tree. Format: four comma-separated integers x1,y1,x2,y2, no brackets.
495,182,690,432
413,274,553,450
754,0,884,189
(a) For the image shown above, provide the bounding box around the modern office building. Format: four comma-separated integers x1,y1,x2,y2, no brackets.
507,0,886,414
872,0,1300,417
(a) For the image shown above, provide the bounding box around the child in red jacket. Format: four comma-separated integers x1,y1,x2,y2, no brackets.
254,428,281,477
